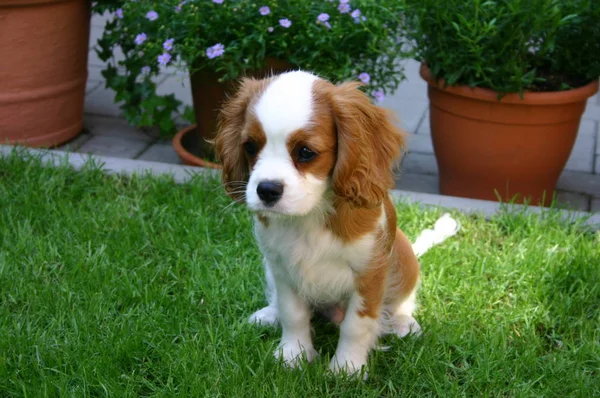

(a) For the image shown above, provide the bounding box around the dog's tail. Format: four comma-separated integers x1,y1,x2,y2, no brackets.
411,213,460,258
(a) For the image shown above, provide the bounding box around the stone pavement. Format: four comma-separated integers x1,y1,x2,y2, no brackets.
63,12,600,213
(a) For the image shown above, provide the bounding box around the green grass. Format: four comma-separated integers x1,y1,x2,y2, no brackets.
0,152,598,397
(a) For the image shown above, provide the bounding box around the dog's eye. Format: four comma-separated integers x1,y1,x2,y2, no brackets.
297,146,317,162
243,141,258,156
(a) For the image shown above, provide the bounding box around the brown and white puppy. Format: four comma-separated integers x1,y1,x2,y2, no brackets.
215,71,456,376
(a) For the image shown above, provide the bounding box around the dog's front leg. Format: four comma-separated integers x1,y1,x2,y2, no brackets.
329,290,381,378
274,281,317,367
248,260,279,326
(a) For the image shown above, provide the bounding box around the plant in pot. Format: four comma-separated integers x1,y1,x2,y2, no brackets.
403,0,600,206
1,0,91,148
92,0,407,168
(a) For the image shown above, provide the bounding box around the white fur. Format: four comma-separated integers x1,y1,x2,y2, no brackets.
329,294,380,378
246,71,324,216
254,71,318,137
255,210,377,305
274,280,318,366
412,213,460,257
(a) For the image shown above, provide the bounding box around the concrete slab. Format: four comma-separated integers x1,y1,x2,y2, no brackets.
406,133,434,154
565,130,595,173
91,10,113,28
56,132,92,152
416,110,430,135
579,119,597,136
591,198,600,213
84,86,123,117
77,135,149,159
583,103,600,121
87,65,105,82
83,115,155,142
390,189,599,229
393,80,428,101
395,172,439,194
86,80,102,94
402,59,425,84
137,141,182,164
382,99,428,134
401,153,438,175
156,74,193,107
555,191,590,212
596,123,600,155
88,24,126,67
557,170,600,197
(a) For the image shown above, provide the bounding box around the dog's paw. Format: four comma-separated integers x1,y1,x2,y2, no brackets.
274,340,318,368
248,306,278,326
329,354,368,380
393,315,422,338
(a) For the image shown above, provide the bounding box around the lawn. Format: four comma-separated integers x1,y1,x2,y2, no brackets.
1,151,598,397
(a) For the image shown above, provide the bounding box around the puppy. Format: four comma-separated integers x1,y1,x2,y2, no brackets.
215,70,426,376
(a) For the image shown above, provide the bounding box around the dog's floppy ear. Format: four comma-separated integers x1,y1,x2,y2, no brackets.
329,82,406,208
215,77,264,201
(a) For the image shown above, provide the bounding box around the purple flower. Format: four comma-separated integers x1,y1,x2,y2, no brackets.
338,3,351,13
146,10,158,21
279,18,292,28
358,73,371,84
351,9,361,19
323,21,332,29
134,33,147,45
175,4,182,12
373,90,385,102
317,13,330,22
259,6,270,15
157,53,172,66
213,0,224,3
267,26,274,32
115,8,123,19
206,43,225,59
163,38,174,51
141,66,151,75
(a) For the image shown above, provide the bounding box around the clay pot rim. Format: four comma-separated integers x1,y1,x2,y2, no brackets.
172,125,222,169
420,63,599,105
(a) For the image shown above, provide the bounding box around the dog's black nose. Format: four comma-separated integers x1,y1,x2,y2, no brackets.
257,181,284,205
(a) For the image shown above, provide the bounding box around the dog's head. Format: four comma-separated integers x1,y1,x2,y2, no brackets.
215,71,405,217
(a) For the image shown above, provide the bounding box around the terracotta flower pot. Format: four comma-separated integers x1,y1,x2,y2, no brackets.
420,64,599,206
173,125,221,169
174,59,294,167
0,0,91,147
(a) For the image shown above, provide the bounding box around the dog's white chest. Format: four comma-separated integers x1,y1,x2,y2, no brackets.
255,217,375,304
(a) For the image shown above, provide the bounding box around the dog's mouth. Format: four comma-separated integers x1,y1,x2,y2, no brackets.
254,208,292,219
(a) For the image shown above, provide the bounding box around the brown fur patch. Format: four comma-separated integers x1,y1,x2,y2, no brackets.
326,198,382,243
325,81,407,208
242,118,267,169
383,196,420,305
256,214,269,227
355,229,390,318
353,196,421,318
385,228,421,303
286,127,337,179
214,77,271,201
